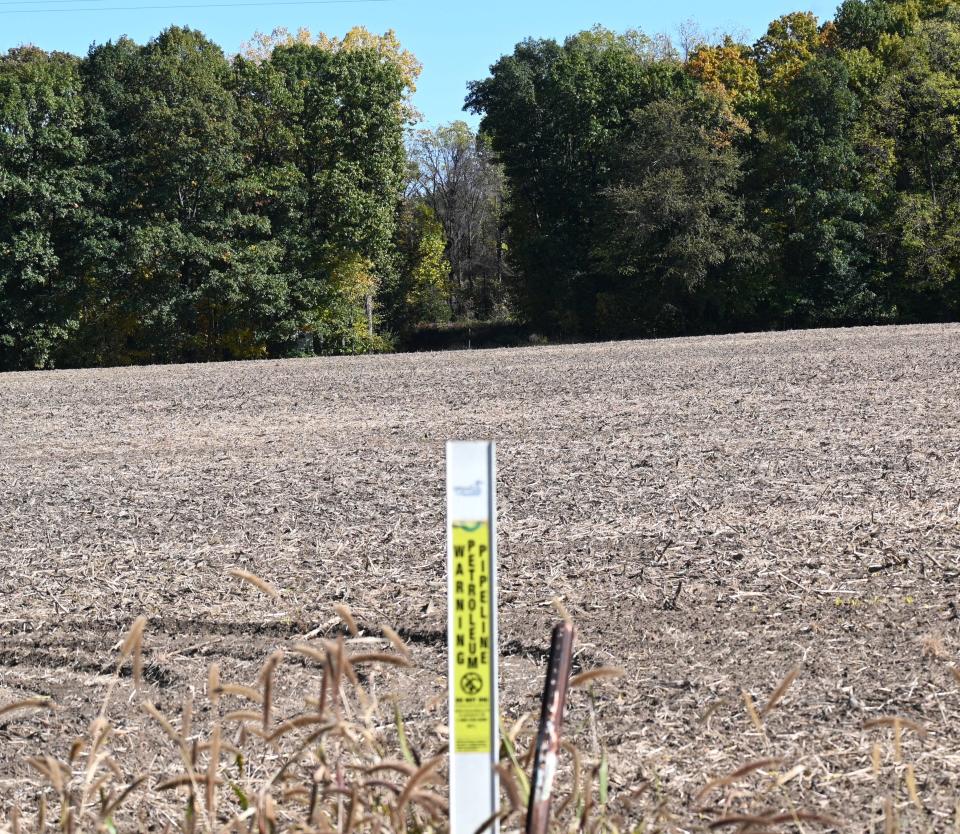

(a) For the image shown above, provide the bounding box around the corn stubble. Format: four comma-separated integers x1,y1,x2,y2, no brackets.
2,592,951,834
2,325,958,834
0,581,628,834
0,579,948,833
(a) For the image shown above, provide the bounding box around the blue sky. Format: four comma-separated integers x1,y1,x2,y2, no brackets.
2,0,838,127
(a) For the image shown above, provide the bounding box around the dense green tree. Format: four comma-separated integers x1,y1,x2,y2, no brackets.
594,95,760,336
836,0,912,50
233,42,407,354
466,28,694,336
0,48,91,370
74,28,279,364
0,28,409,368
749,54,886,325
241,26,422,123
884,11,960,317
60,27,408,365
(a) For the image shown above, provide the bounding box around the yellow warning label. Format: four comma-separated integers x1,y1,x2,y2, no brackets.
451,521,493,754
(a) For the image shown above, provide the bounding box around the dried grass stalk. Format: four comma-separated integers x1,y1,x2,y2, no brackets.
227,569,280,600
863,716,928,738
395,755,443,816
366,761,418,778
379,625,411,660
259,650,284,731
119,615,148,687
569,667,625,688
348,652,411,667
694,758,785,805
142,702,180,745
206,723,221,814
265,715,336,743
207,664,220,707
0,698,53,719
157,774,224,791
217,684,264,705
223,709,263,724
742,689,764,733
294,643,328,664
905,764,923,811
334,604,359,637
760,664,801,716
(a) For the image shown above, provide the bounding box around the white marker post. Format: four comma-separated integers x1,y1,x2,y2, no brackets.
447,441,499,834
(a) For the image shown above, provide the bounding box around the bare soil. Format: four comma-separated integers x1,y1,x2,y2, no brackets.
1,323,959,832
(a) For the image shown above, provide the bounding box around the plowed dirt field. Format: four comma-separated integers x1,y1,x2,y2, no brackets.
1,324,959,831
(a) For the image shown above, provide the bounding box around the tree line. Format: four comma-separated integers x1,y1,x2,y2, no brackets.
1,26,419,369
1,0,959,370
468,0,960,339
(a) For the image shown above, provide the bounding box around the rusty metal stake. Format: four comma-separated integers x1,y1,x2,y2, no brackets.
526,621,575,834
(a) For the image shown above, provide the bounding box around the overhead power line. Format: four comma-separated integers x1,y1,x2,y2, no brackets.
0,0,127,5
0,0,391,12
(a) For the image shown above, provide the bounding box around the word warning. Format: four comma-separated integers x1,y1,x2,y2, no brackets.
451,520,493,754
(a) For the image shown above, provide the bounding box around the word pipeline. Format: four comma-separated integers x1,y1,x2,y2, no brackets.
451,521,493,753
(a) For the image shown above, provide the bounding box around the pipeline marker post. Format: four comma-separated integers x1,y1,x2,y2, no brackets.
447,441,499,834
